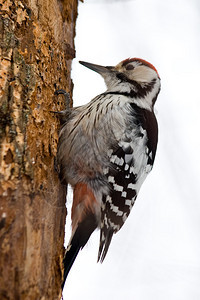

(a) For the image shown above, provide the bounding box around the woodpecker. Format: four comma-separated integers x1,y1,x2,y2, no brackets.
56,58,161,289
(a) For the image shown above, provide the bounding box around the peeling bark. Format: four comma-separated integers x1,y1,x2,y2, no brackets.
0,0,78,298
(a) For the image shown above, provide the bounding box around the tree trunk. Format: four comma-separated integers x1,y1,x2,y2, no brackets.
0,0,78,299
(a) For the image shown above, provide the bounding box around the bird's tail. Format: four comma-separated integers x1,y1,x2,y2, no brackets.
62,213,97,289
62,182,99,289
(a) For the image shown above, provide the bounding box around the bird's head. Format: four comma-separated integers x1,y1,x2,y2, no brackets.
80,57,160,87
79,58,161,109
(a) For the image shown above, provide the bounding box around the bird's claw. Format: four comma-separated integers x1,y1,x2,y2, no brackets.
52,89,72,123
54,89,71,110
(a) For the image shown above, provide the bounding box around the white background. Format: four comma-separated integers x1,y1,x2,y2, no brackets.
63,1,200,299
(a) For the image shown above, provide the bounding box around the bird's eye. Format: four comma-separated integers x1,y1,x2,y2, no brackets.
126,64,134,71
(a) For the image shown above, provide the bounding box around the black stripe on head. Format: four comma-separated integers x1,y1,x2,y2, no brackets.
115,72,157,100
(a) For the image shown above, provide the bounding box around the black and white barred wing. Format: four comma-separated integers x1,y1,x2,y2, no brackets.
98,108,158,263
98,141,139,262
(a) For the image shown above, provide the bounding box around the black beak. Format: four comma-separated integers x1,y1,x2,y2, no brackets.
79,61,112,74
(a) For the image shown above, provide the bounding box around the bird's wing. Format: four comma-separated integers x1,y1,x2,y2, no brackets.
98,105,158,262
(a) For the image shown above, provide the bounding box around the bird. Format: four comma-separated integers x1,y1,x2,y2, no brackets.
56,57,161,289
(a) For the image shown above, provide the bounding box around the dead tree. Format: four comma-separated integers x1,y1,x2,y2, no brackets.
0,0,78,298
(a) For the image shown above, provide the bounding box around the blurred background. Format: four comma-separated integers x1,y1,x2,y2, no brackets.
63,1,200,299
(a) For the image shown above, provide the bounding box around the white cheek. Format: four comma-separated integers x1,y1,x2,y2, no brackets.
130,66,156,82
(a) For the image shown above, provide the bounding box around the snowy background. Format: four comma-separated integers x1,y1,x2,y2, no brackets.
63,1,200,299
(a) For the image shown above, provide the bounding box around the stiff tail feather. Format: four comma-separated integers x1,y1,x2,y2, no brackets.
62,213,97,289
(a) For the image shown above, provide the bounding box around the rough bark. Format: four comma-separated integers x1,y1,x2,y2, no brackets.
0,0,78,299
